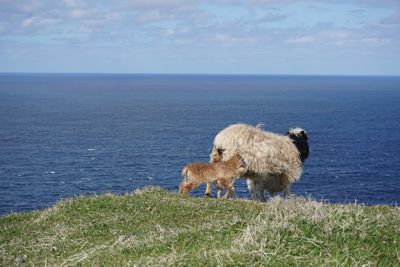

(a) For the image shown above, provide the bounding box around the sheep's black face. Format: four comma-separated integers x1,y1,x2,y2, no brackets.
287,129,309,163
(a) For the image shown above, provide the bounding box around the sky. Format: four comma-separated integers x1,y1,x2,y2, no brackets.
0,0,399,75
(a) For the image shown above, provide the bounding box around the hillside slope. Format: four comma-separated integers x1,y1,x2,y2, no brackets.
1,187,399,266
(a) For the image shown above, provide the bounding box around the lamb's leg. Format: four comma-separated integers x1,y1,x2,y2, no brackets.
226,180,235,199
220,179,235,199
216,180,223,198
204,182,212,197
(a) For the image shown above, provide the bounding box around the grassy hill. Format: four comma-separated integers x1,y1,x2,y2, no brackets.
1,187,399,266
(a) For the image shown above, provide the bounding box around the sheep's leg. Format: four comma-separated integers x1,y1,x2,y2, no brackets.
268,191,276,198
250,178,266,202
283,188,291,198
246,178,257,200
204,182,212,197
259,189,267,202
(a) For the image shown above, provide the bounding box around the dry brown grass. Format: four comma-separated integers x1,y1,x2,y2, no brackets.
1,187,399,266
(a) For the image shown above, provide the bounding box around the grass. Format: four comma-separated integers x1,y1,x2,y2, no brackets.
1,187,399,266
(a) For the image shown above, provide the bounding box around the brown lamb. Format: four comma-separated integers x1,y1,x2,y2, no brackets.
179,154,246,198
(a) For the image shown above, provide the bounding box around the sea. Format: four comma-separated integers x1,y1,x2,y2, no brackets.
1,74,399,215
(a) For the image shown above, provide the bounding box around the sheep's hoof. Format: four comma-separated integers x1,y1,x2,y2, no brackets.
204,193,211,198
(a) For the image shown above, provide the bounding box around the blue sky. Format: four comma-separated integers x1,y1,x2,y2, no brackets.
0,0,399,75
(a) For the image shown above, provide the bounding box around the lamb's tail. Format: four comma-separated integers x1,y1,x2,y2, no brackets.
181,166,189,181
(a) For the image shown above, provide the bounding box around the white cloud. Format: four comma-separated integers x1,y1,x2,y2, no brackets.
334,37,392,47
285,35,314,44
257,13,287,22
21,15,60,28
21,0,42,12
134,10,175,24
68,9,88,19
63,0,85,8
212,33,255,45
161,28,175,37
126,0,197,15
21,16,38,28
1,0,399,51
381,11,400,25
326,31,350,39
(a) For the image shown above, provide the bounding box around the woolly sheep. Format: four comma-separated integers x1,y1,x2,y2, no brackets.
206,124,309,201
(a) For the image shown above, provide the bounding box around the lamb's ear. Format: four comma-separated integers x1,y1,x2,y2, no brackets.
217,148,225,155
240,158,247,168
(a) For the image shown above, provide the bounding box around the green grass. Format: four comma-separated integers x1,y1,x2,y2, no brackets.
1,187,399,266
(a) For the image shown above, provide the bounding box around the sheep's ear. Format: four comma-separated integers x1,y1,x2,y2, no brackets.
289,133,296,139
301,131,308,140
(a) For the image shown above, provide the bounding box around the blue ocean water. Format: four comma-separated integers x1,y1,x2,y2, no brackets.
0,74,399,215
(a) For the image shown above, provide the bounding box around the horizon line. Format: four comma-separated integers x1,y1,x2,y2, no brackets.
0,72,399,78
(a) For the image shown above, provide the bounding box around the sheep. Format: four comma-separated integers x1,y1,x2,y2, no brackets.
179,154,247,198
246,127,310,200
206,124,309,201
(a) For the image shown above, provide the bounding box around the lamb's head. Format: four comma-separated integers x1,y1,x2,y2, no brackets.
228,153,247,176
210,146,225,163
179,182,192,195
287,128,309,163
